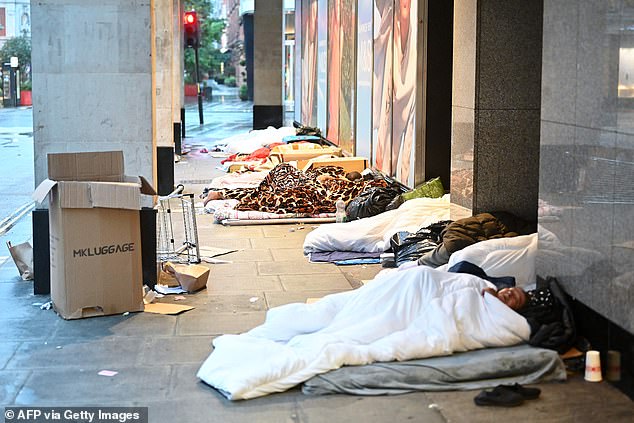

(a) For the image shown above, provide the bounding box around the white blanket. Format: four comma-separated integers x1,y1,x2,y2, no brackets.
303,195,450,254
197,266,530,400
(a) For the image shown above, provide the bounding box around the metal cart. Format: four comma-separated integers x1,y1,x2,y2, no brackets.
156,184,201,264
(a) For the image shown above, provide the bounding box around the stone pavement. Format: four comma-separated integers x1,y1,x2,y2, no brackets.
1,94,633,422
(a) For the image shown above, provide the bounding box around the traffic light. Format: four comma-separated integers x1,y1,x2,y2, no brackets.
184,11,200,48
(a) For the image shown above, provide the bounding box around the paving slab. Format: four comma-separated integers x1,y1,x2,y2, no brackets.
251,235,307,249
426,376,634,423
176,311,266,336
271,247,309,261
0,317,56,342
264,290,350,308
179,293,268,312
280,274,354,291
209,261,258,277
140,336,214,365
218,248,274,262
258,260,343,275
207,274,283,293
13,366,172,406
0,370,30,405
51,312,177,339
6,337,146,370
0,342,20,369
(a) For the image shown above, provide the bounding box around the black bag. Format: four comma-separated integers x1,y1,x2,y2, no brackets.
346,187,401,220
389,221,451,267
523,277,576,354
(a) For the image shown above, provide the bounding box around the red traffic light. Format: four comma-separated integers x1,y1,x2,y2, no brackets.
184,11,200,48
184,11,196,25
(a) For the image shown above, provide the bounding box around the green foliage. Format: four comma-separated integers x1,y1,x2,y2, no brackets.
225,76,236,87
239,84,248,101
0,36,31,79
20,80,31,91
183,0,228,81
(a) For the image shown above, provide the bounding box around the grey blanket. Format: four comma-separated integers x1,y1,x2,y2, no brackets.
302,344,566,396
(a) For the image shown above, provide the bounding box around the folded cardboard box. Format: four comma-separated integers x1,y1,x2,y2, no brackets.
161,261,210,292
300,156,368,174
32,151,156,319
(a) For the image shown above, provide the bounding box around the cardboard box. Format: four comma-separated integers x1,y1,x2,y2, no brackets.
161,261,210,292
32,151,156,319
270,144,342,163
300,156,369,174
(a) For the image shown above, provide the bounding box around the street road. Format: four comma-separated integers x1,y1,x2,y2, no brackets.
0,106,35,269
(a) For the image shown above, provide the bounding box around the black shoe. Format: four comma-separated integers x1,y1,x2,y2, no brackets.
499,383,541,400
474,385,524,407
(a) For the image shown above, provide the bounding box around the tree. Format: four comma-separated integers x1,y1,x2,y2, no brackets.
183,0,227,82
0,36,31,81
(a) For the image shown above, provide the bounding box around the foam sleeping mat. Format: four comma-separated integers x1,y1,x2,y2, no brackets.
302,344,566,396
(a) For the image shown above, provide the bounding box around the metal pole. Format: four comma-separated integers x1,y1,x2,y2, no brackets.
194,47,204,125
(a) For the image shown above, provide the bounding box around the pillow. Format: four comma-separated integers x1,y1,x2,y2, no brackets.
443,233,538,287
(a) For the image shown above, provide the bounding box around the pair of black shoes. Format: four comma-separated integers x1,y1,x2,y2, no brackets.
474,383,541,407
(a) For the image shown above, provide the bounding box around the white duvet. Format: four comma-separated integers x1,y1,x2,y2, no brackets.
303,195,451,254
197,266,531,400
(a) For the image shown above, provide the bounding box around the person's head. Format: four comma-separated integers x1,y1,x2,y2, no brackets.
496,287,528,311
345,171,362,181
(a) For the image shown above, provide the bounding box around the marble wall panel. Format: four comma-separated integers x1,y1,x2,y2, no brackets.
474,109,540,221
540,0,634,334
541,0,577,125
477,0,543,111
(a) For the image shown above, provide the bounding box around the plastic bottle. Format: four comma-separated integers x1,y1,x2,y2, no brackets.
335,199,347,223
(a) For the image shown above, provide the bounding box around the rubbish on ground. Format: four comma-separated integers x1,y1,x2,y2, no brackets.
98,370,118,377
198,246,238,257
200,148,209,153
154,284,188,295
56,346,62,350
174,295,187,301
6,241,34,280
32,302,43,307
160,261,210,292
40,301,52,310
249,297,259,303
144,303,194,315
201,257,232,264
122,312,129,316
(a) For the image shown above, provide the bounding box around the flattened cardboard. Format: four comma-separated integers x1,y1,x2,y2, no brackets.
48,151,125,182
144,302,194,315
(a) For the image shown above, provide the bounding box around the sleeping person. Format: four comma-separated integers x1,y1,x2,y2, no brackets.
482,278,576,354
203,163,385,214
197,264,532,400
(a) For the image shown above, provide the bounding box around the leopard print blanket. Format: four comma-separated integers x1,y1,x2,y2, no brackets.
216,163,386,214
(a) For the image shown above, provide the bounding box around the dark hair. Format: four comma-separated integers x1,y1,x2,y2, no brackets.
345,171,362,181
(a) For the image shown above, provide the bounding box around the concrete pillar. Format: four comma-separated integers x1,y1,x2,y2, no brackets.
451,0,543,221
31,0,154,187
154,0,179,194
253,0,283,129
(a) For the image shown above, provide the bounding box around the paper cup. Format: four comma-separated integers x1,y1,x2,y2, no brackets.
606,350,621,382
584,350,602,382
